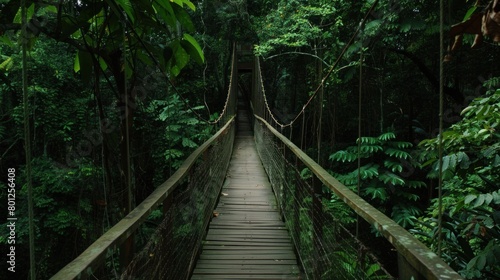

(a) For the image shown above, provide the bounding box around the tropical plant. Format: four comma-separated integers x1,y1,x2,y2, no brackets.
415,79,500,279
329,131,427,228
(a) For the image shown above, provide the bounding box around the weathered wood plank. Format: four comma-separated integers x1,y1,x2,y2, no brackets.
190,113,300,279
196,259,298,265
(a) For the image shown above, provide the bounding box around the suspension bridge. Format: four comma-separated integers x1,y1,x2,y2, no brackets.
50,45,463,280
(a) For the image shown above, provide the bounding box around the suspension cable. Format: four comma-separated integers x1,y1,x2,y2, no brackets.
356,26,364,239
21,0,36,278
258,0,380,129
116,11,234,126
123,12,133,214
437,0,445,257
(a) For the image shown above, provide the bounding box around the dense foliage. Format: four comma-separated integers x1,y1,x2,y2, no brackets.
0,0,499,279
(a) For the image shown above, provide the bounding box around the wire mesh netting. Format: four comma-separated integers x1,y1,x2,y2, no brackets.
120,123,235,280
254,120,394,280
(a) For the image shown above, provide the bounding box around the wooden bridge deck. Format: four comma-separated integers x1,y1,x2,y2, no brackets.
191,101,300,280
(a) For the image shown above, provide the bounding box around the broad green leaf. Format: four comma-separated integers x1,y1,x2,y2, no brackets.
171,41,189,76
464,194,477,204
474,194,485,208
115,0,135,23
171,0,183,7
153,1,176,27
182,33,205,64
14,3,35,24
463,6,478,21
184,0,196,11
172,3,194,32
0,35,14,48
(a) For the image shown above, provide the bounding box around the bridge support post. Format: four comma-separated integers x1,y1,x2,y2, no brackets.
119,231,134,274
312,176,324,280
398,253,425,280
162,193,174,279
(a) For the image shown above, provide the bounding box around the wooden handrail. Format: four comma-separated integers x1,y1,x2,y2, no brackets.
254,115,463,280
51,116,235,280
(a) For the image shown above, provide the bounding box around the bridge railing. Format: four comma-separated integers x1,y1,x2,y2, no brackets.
253,114,463,280
250,55,463,279
51,46,239,280
254,116,462,280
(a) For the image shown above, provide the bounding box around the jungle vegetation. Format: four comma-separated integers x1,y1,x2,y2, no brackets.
0,0,499,279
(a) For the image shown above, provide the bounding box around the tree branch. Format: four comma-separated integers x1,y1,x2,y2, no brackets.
263,51,332,67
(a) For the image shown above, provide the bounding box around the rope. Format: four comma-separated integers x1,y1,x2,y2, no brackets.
21,0,36,278
257,0,380,129
437,0,445,257
356,28,364,239
123,13,133,214
117,12,235,126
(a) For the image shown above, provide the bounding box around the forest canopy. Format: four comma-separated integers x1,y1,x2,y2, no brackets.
0,0,499,279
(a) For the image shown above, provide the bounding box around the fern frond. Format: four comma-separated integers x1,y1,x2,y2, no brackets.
378,132,396,141
384,148,411,159
384,160,403,173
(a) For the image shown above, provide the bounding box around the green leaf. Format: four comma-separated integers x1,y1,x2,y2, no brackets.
358,136,379,145
464,194,477,205
379,172,405,186
0,35,14,48
329,150,357,163
384,160,403,173
360,144,383,154
115,0,135,23
182,137,197,148
474,194,486,208
14,3,35,24
75,50,93,84
359,164,379,179
385,148,410,159
184,0,196,11
182,33,205,64
153,0,176,27
463,6,478,21
378,132,396,141
172,3,194,32
364,186,387,200
0,56,13,71
170,41,189,76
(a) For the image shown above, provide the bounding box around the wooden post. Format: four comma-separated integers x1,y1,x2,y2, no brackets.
163,193,174,280
119,232,134,274
398,253,424,280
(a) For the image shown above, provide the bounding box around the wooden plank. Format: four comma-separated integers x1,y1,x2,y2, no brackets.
194,264,299,270
191,275,300,280
191,116,300,280
51,117,236,280
199,254,297,260
196,259,298,265
193,268,299,274
203,241,293,247
203,245,293,251
201,249,295,255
